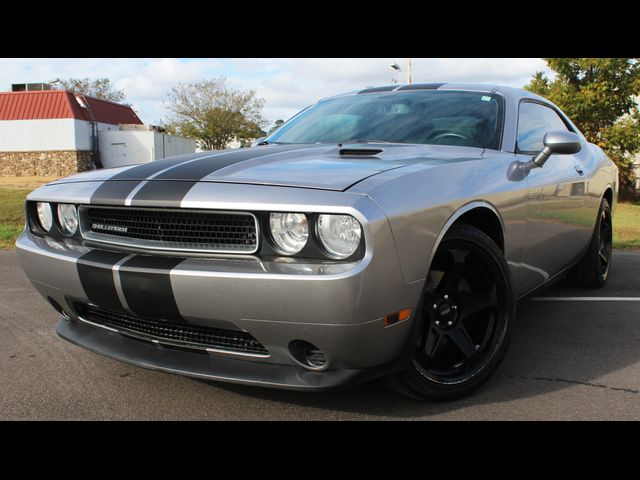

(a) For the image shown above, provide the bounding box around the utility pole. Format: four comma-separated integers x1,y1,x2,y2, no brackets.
407,58,413,84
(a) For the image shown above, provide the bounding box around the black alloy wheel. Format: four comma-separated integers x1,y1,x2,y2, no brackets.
596,203,613,282
569,197,613,288
384,225,515,400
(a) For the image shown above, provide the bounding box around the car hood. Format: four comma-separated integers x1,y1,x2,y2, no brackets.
52,143,484,192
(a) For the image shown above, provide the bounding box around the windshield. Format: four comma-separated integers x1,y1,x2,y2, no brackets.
266,90,504,150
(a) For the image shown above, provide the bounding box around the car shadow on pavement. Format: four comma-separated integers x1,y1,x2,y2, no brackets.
198,274,640,419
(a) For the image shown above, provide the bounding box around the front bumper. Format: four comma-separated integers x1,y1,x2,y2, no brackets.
17,224,424,390
57,317,391,390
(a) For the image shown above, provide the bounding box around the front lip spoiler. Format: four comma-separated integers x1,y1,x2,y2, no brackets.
57,317,390,391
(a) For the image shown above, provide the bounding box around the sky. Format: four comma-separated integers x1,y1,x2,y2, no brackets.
0,58,550,128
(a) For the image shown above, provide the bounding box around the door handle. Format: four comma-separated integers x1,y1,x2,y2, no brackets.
574,163,584,175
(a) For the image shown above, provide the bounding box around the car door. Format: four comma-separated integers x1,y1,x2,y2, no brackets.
516,100,590,290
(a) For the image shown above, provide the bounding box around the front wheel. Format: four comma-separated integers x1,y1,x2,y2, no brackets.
384,225,515,401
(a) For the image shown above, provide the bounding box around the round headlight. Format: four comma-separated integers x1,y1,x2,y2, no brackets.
317,214,362,259
269,213,308,255
36,202,53,232
57,204,78,236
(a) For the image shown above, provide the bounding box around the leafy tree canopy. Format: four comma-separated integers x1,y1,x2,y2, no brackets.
269,119,285,134
525,58,640,198
50,77,128,104
164,77,267,150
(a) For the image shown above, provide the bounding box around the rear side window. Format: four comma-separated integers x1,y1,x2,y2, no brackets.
516,102,569,153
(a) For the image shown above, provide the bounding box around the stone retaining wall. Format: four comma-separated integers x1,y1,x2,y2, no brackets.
0,150,93,176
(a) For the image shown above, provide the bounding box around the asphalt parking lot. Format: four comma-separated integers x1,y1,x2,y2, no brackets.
1,249,638,420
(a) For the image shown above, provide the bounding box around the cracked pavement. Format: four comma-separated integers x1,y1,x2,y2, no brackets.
1,249,638,420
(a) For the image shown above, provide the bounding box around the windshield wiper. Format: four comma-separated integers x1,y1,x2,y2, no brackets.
257,140,294,146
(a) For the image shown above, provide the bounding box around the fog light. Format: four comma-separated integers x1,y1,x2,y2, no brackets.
289,340,328,370
305,349,327,369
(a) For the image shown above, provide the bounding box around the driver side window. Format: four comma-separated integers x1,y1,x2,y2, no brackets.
516,102,570,153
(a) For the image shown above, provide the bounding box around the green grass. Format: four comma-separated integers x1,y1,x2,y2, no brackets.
0,225,24,246
0,188,29,249
613,203,640,249
0,187,639,250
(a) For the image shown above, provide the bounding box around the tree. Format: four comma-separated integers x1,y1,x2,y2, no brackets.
525,58,640,199
164,77,268,150
50,77,128,104
269,119,285,134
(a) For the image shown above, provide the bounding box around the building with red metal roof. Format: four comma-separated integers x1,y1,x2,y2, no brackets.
0,86,193,176
0,89,143,124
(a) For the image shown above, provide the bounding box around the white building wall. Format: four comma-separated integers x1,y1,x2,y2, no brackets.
0,118,92,151
153,133,196,159
99,130,195,168
98,130,154,168
97,122,119,131
73,120,93,150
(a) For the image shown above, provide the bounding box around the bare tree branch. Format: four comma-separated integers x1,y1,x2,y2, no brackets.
50,77,128,105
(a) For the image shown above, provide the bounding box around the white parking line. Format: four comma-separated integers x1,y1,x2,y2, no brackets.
533,297,640,301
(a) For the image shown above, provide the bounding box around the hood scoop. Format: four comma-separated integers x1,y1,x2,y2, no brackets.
339,148,383,157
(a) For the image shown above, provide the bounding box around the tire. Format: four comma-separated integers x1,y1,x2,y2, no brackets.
568,197,613,289
383,224,515,401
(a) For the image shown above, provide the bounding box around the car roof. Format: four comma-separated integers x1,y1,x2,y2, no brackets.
322,83,549,103
318,82,584,151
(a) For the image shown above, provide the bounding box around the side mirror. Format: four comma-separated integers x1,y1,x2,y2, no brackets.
533,131,582,168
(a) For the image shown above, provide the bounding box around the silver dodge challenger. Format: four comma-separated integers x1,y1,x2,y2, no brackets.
17,83,618,400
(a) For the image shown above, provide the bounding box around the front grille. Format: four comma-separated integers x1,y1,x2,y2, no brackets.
79,304,269,356
80,206,258,253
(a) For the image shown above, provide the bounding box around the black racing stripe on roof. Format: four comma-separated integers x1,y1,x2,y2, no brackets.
129,181,199,208
76,250,130,313
357,86,399,94
396,83,446,91
119,256,186,323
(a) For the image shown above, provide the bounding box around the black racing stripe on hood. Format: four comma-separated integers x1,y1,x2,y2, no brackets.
125,145,308,206
129,181,198,208
118,256,185,323
77,250,130,313
90,180,143,206
149,145,304,181
89,146,306,206
88,152,229,206
110,153,216,181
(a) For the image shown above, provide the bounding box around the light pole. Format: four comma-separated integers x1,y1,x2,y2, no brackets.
390,61,413,85
390,63,401,84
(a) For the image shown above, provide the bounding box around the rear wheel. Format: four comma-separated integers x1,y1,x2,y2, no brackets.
384,225,515,401
569,197,612,288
